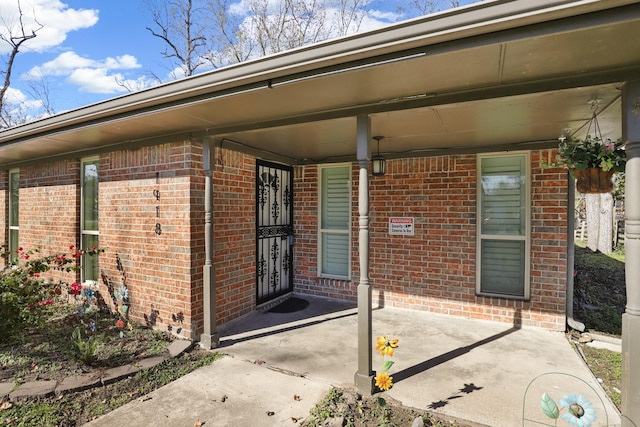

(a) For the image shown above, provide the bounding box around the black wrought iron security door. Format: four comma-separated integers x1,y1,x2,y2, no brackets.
256,160,294,304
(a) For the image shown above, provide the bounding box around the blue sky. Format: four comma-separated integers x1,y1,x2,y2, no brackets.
1,0,477,120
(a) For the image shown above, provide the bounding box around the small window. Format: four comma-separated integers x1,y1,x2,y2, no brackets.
8,170,19,262
477,154,530,298
81,158,99,282
318,165,351,278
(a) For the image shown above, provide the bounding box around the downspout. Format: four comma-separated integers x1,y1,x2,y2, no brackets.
566,172,585,332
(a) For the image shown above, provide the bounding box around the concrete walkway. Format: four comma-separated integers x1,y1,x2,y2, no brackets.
85,295,621,426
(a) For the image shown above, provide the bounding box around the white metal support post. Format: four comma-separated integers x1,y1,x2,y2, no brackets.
200,139,220,349
354,114,375,395
622,80,640,426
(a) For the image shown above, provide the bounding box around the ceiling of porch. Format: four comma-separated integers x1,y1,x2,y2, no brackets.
0,0,638,168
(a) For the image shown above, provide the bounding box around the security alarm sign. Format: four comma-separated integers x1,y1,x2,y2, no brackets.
388,217,414,235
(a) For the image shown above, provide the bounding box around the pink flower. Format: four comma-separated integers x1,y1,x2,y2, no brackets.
605,142,615,151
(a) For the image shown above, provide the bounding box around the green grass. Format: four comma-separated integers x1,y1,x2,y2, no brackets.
0,352,221,426
581,346,622,410
571,240,624,412
0,305,221,426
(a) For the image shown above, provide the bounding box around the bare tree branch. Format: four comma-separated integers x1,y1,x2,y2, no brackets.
146,0,375,74
0,0,43,128
144,0,209,77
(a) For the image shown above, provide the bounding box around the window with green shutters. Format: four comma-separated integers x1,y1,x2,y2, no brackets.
319,165,351,278
8,170,19,262
477,154,530,298
81,158,99,283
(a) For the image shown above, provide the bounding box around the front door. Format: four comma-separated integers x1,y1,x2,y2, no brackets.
256,160,293,304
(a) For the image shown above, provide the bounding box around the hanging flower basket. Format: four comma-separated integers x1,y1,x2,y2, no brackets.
574,167,614,193
541,103,625,194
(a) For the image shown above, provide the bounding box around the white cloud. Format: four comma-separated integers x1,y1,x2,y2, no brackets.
67,68,129,94
0,0,98,54
66,67,153,95
24,51,96,77
1,86,50,125
27,51,142,77
367,8,404,23
3,86,28,104
23,51,144,94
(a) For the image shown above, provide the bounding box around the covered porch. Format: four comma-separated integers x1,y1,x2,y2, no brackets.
0,0,639,423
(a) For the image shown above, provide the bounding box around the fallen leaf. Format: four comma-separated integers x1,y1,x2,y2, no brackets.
293,395,301,401
194,419,205,426
254,360,265,365
139,396,152,402
291,416,300,423
0,401,13,411
266,411,275,416
221,394,228,402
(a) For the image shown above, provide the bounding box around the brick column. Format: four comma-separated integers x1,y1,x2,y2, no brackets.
622,80,640,426
354,114,375,395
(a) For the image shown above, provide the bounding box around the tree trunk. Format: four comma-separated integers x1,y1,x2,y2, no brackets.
585,192,613,253
598,193,613,254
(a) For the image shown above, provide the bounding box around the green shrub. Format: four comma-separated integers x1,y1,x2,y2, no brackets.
70,326,103,364
0,245,101,340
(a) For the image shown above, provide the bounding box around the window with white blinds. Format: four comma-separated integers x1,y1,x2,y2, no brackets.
477,154,530,298
319,165,351,278
8,170,19,262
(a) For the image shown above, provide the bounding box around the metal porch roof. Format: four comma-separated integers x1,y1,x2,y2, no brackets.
0,0,639,168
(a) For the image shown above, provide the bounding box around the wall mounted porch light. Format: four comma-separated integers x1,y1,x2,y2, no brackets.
372,136,386,176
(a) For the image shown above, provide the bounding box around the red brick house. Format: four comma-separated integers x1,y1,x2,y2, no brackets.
0,0,638,351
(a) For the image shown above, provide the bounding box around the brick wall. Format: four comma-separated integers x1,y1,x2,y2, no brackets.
293,150,568,330
529,149,569,329
99,141,205,339
99,143,257,336
19,160,80,284
293,164,360,300
212,147,256,326
1,144,567,337
0,141,259,339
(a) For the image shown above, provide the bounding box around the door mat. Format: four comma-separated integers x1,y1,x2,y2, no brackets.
267,297,310,313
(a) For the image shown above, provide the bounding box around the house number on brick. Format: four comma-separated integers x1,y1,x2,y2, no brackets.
153,189,162,235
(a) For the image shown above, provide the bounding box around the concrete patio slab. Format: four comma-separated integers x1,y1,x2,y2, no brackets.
85,295,622,426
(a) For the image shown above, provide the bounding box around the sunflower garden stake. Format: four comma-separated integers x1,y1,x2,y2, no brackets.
375,336,398,392
541,392,596,427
